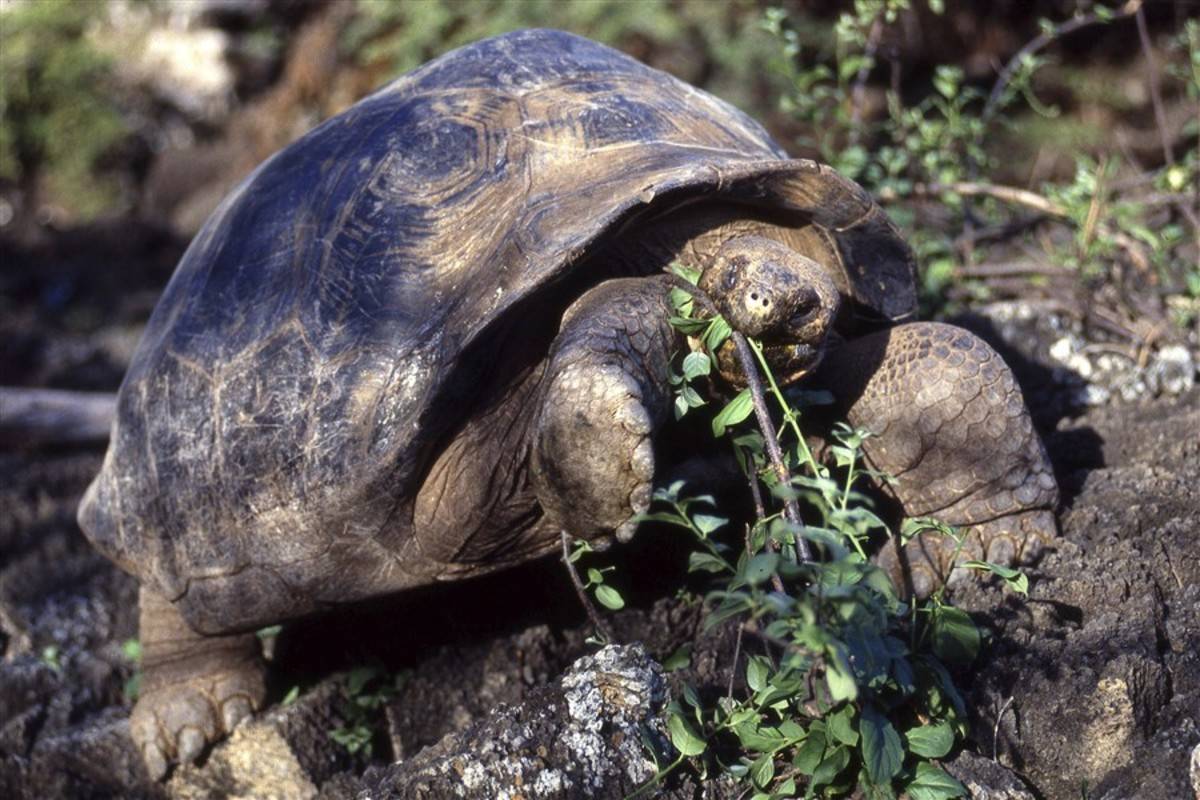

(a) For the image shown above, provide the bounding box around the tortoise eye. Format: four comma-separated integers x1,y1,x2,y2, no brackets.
721,258,741,291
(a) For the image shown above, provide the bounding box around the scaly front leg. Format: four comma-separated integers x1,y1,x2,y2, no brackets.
531,277,679,544
815,322,1058,596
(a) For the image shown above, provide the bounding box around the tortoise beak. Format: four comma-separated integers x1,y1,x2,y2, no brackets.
709,336,824,388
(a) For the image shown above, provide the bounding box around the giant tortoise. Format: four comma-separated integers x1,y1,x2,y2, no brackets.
78,29,1058,777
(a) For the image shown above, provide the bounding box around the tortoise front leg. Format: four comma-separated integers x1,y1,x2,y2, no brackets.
130,586,266,779
816,322,1058,596
531,277,678,544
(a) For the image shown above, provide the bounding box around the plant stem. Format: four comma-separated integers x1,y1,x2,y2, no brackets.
729,332,812,564
1135,4,1175,166
879,180,1153,274
981,0,1144,125
560,532,614,642
745,339,823,479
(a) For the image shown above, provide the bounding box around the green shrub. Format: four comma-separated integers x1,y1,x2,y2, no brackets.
0,1,128,220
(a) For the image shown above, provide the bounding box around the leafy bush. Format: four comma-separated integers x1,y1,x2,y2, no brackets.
341,0,779,117
614,267,1028,799
763,1,1199,326
0,1,128,220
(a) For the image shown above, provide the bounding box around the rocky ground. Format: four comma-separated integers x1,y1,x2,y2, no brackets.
1,218,1198,799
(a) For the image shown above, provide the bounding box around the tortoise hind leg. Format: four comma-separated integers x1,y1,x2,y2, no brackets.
816,322,1058,596
131,586,265,779
531,277,677,544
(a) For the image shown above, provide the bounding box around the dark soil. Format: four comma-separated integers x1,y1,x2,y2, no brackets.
2,220,1197,799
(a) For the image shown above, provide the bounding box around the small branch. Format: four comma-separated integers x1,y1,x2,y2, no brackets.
992,695,1016,763
848,16,884,141
727,625,744,700
663,276,812,567
982,0,1144,125
729,332,811,564
953,216,1044,254
1135,3,1175,165
0,387,116,448
879,181,1153,275
560,532,614,643
956,261,1072,279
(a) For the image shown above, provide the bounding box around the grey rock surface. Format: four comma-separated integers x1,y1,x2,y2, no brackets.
943,751,1035,800
353,644,667,800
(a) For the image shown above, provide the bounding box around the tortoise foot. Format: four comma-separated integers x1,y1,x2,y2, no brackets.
534,358,657,542
531,278,676,544
878,508,1056,597
133,587,265,779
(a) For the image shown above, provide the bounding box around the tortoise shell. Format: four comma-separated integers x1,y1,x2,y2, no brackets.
79,29,916,632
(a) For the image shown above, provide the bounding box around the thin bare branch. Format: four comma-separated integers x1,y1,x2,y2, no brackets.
848,16,884,142
0,387,116,448
982,0,1144,125
729,331,812,565
1135,4,1175,165
560,532,614,643
879,181,1154,275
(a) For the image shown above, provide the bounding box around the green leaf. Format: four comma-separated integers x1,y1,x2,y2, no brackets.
916,656,967,718
682,351,711,380
746,655,770,693
674,393,690,420
734,720,786,752
932,606,981,664
594,584,625,610
346,665,380,696
904,762,968,800
662,644,692,672
961,560,1029,596
679,384,706,408
827,705,859,746
712,389,753,437
859,704,904,785
703,316,733,351
750,753,776,789
668,712,707,756
793,726,826,774
825,649,859,702
120,638,142,663
901,517,958,543
688,551,728,574
904,720,955,759
669,315,708,335
742,552,779,585
282,685,300,706
669,262,702,285
812,743,851,787
693,513,728,535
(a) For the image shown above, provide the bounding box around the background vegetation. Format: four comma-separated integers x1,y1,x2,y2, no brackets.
1,0,1195,344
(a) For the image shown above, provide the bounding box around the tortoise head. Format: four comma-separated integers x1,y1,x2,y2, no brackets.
697,235,840,387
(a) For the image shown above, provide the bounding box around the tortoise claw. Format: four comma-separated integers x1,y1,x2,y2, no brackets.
177,726,205,765
142,742,168,782
221,695,254,734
